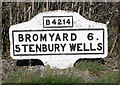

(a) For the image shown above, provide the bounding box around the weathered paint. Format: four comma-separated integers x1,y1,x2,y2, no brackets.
9,10,108,69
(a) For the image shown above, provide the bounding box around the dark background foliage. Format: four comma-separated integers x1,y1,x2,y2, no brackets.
2,2,119,60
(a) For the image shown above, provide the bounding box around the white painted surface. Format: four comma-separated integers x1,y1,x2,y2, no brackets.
9,10,108,69
13,29,104,55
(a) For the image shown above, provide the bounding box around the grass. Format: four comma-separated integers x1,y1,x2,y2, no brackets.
74,60,107,75
5,69,85,83
92,70,118,83
0,79,1,85
4,60,118,83
22,74,84,83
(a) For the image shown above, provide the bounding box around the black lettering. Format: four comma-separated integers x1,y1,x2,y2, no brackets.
19,34,24,42
66,19,70,24
97,43,102,51
15,45,20,52
36,44,41,52
49,33,55,41
52,19,56,25
58,19,62,25
87,33,94,40
25,34,31,42
60,44,66,51
90,43,96,51
22,44,28,52
77,43,82,51
69,43,76,51
71,33,77,41
33,34,38,41
46,19,50,25
40,34,47,41
55,44,60,52
29,44,35,52
55,33,61,41
42,44,47,52
63,33,68,41
48,44,54,52
83,43,89,51
63,19,65,24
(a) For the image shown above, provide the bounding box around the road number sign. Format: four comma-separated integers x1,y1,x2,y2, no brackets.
43,16,73,28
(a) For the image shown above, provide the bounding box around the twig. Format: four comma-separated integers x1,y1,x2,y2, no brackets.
109,34,118,56
78,6,81,14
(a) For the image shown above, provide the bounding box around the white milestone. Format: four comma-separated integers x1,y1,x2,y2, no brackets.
9,10,108,69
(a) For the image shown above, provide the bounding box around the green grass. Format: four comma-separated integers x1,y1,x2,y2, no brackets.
75,60,107,75
92,70,118,83
0,79,1,85
4,60,118,83
5,67,85,83
22,74,84,83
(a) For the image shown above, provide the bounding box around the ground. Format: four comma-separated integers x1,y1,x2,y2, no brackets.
2,58,119,83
